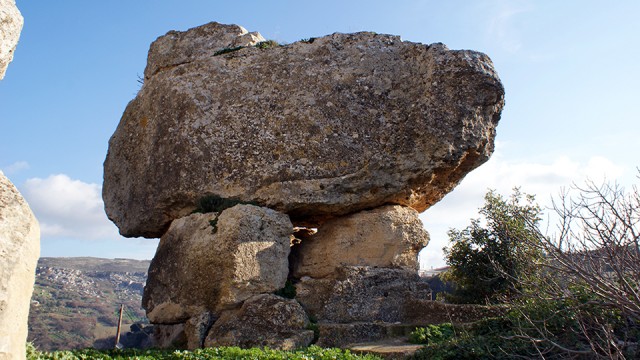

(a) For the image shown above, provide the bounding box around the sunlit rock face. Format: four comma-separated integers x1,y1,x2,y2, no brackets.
0,0,23,80
142,204,292,324
290,205,430,278
0,172,40,360
102,21,505,238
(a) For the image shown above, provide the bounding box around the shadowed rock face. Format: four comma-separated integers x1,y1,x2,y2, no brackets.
103,22,505,238
0,0,22,80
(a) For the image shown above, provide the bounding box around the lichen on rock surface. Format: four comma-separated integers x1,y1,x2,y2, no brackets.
103,21,505,238
0,172,40,360
142,204,292,324
0,0,23,80
290,205,430,278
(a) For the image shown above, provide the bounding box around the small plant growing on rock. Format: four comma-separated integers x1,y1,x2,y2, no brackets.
255,40,280,49
213,46,244,56
274,280,296,299
193,195,256,214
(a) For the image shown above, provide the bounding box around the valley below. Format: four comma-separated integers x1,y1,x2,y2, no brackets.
28,257,150,351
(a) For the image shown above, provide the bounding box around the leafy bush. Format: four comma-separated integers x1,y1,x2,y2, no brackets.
27,345,382,360
255,40,280,49
408,324,454,345
443,189,543,304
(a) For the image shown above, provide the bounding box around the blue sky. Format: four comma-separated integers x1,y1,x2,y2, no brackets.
1,1,638,266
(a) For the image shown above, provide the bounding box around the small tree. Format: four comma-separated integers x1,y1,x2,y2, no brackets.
443,189,544,304
507,178,640,358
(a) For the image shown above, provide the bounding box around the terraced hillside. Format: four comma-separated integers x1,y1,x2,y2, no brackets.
28,257,150,351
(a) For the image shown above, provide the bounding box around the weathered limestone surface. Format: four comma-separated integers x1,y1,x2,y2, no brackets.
291,205,429,278
295,266,431,323
0,0,22,80
103,21,505,238
204,294,314,350
142,204,292,324
0,172,40,360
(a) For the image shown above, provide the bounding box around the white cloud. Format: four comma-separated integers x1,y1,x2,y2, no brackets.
1,161,30,175
21,174,119,240
418,149,627,269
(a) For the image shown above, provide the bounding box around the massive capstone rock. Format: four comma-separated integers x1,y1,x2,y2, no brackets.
0,172,40,360
142,204,291,324
0,0,23,80
103,21,505,238
291,205,429,278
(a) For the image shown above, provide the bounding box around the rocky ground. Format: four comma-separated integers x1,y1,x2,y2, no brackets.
28,257,150,351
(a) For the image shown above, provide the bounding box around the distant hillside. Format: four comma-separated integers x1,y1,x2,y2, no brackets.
29,257,150,351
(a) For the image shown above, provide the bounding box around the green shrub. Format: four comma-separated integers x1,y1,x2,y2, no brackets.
408,323,454,345
443,189,543,304
255,40,280,49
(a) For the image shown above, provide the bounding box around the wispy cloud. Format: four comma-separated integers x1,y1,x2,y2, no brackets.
1,161,30,175
419,149,626,268
485,0,533,54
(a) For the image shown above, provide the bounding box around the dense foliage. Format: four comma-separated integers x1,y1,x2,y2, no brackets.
437,182,640,358
443,189,544,304
26,344,382,360
408,324,454,345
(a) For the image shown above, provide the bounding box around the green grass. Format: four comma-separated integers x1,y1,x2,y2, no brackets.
27,344,382,360
213,46,244,56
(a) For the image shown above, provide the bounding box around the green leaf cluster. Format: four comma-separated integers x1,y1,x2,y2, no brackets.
443,189,544,304
408,324,454,345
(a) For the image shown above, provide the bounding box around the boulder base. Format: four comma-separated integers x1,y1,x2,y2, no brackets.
143,204,292,324
204,294,314,350
296,266,431,323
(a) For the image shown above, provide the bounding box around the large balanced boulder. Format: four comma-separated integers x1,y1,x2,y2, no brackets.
0,0,22,80
291,205,429,278
142,204,292,324
0,172,40,360
103,21,505,238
